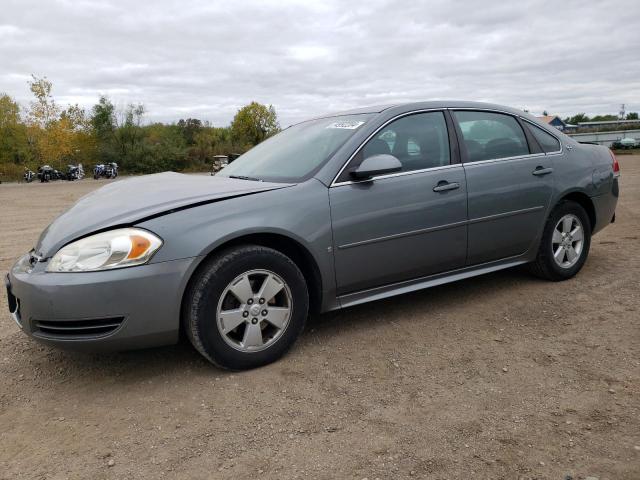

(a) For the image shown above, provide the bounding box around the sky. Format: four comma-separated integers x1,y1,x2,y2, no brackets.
1,0,639,127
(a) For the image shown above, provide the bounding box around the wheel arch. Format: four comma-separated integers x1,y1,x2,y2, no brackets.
180,232,323,334
556,190,596,232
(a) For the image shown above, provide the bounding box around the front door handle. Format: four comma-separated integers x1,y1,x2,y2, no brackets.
532,166,553,176
433,181,460,192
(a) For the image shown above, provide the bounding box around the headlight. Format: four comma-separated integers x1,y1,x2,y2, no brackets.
46,228,163,272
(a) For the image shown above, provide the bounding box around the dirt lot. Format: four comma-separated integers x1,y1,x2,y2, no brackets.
1,158,639,480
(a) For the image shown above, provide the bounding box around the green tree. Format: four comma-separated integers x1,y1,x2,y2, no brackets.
177,118,203,145
0,93,30,167
230,101,279,147
590,114,618,122
626,112,639,120
91,96,116,138
138,123,187,173
90,96,118,163
89,97,147,169
565,113,590,125
115,103,145,164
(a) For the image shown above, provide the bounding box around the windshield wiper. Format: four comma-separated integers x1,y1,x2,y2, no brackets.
228,175,263,182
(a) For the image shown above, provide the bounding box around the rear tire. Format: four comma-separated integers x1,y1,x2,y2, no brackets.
528,200,591,281
184,245,309,370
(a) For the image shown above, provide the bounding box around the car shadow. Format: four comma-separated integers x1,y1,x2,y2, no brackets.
307,265,536,335
18,265,540,383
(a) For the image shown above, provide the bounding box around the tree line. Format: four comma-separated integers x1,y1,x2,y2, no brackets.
564,112,638,124
0,75,280,181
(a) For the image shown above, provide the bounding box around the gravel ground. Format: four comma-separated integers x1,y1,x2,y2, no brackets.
1,158,639,480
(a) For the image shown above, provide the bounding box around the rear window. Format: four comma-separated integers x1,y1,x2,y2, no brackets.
527,122,561,153
454,111,530,162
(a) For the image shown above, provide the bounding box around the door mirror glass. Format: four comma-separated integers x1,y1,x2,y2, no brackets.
350,154,402,180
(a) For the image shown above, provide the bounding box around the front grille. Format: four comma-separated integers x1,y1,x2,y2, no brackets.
32,317,125,339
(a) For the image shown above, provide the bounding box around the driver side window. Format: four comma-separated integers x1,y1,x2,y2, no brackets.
342,111,450,181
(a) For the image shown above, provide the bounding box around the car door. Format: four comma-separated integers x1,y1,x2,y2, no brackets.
329,110,468,295
452,110,555,265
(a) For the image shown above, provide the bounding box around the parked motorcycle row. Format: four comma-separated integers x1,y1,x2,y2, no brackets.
23,162,118,183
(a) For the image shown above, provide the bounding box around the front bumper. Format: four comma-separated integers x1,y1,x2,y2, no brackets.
6,254,198,352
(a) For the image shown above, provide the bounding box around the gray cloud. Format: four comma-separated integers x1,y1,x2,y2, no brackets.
1,0,639,126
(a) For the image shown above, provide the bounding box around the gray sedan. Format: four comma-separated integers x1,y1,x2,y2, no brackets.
6,101,620,370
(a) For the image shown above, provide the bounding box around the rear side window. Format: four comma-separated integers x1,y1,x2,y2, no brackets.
454,111,530,162
527,122,561,153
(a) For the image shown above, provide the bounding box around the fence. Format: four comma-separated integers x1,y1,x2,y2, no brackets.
568,129,640,147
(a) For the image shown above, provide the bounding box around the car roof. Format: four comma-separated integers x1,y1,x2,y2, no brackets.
290,101,562,138
301,100,530,123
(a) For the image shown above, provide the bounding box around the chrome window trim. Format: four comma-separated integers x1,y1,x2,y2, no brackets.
330,106,564,186
452,107,523,114
330,108,447,187
461,152,546,167
332,163,461,187
451,108,546,164
519,117,563,155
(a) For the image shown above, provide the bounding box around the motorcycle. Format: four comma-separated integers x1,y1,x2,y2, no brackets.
94,162,118,180
105,162,118,179
66,163,85,181
38,165,68,182
24,168,36,183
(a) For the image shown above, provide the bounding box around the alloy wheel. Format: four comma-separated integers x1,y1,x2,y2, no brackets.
551,213,584,269
216,269,293,352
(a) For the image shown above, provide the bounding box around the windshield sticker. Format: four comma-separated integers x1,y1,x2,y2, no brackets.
326,121,365,130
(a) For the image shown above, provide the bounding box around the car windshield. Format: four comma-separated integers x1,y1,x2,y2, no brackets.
219,114,374,182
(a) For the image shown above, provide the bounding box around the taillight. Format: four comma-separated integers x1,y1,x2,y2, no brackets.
610,150,620,175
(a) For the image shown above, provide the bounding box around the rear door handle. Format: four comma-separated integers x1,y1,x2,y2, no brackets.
532,166,553,176
433,181,460,192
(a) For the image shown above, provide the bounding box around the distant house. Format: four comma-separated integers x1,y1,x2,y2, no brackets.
537,115,568,131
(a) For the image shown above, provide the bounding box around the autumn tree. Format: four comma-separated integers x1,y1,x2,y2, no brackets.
230,101,279,147
62,104,96,164
26,75,76,168
190,126,233,165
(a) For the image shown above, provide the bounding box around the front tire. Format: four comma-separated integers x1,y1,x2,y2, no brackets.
184,245,309,370
528,200,591,281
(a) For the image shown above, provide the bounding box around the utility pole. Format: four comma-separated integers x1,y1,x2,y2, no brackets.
619,104,626,120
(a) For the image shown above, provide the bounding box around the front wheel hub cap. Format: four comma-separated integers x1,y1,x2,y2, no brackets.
216,269,293,352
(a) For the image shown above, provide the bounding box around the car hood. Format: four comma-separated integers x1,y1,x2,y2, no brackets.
35,172,292,257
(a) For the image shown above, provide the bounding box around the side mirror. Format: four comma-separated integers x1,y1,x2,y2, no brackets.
350,154,402,180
